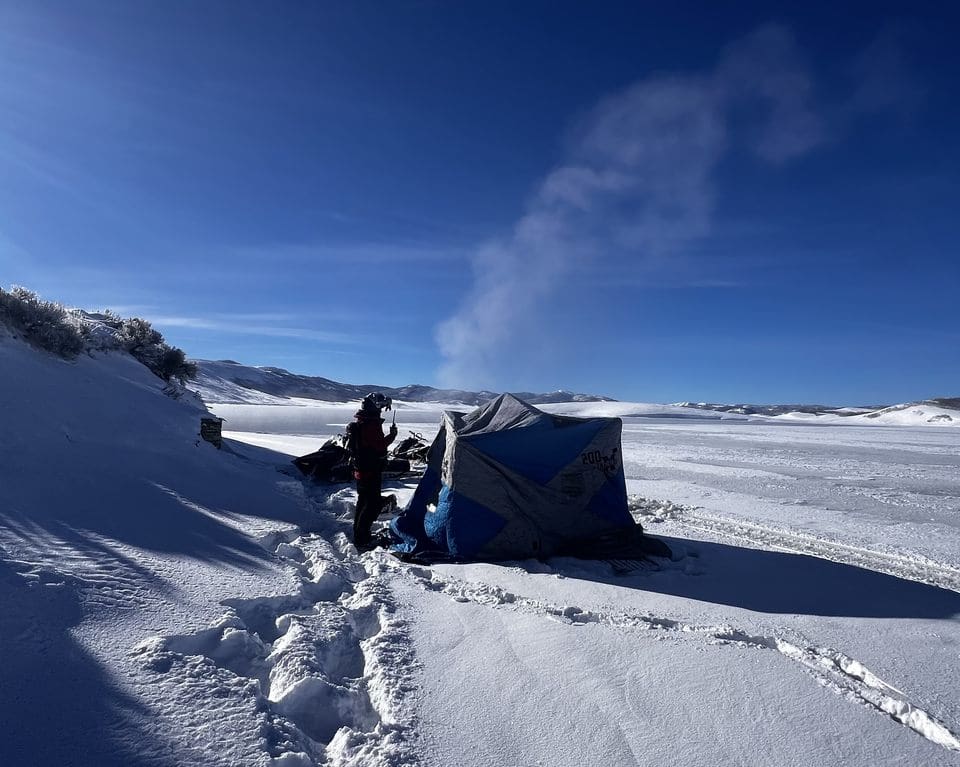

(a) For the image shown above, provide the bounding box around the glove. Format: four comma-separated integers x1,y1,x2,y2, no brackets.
389,424,398,437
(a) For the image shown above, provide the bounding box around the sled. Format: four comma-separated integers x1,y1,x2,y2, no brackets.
292,432,429,484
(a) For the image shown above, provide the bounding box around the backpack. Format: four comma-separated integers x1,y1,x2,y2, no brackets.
344,421,361,467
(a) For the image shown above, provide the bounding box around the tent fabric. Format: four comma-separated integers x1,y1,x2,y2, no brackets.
391,394,635,560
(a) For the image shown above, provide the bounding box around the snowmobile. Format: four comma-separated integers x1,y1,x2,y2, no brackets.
292,431,430,484
389,430,432,463
292,433,355,483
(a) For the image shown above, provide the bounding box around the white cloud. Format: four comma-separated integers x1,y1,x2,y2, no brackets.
436,24,902,389
222,241,468,268
148,314,363,345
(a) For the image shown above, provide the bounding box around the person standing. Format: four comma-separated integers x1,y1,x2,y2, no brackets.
347,392,397,547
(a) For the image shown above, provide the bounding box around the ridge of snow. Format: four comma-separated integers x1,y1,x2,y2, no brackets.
191,359,614,407
194,360,957,427
551,399,960,427
0,332,380,764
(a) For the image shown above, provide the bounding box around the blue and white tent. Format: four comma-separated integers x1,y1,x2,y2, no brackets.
391,394,638,560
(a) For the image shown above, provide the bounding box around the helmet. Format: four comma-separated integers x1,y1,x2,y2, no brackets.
361,392,392,412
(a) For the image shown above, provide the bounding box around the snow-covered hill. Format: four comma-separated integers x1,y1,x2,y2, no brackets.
192,358,613,406
544,398,960,427
857,398,960,426
673,401,875,417
194,360,958,428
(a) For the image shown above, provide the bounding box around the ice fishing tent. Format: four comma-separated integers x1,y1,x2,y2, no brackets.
391,394,640,560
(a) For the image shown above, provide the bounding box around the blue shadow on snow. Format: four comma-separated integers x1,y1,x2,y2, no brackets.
549,535,960,620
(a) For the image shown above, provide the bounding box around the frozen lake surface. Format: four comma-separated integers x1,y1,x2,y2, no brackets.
216,401,960,579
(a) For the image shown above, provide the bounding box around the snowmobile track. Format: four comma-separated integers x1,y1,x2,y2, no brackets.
390,558,960,754
629,495,960,593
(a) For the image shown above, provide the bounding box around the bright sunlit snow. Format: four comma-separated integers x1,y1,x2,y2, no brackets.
3,333,959,766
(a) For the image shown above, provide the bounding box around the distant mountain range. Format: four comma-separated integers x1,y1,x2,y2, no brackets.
673,399,960,423
672,402,878,417
191,359,958,426
674,397,960,418
192,359,615,406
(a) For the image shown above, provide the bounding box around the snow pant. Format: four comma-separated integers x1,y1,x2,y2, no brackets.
354,472,384,545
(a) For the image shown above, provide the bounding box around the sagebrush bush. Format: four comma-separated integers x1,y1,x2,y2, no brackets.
0,286,86,357
157,346,199,381
118,316,198,382
0,286,197,382
119,316,164,353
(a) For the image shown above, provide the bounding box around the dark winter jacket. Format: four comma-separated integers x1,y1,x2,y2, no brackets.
350,409,396,478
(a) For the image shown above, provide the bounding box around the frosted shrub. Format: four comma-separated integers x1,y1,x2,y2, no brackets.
0,286,86,358
157,346,198,382
119,316,164,353
0,286,196,382
119,317,197,382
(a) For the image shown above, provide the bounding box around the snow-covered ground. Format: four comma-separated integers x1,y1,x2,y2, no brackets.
211,400,960,764
3,338,960,766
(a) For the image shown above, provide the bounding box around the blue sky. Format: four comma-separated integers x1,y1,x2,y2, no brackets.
1,1,957,404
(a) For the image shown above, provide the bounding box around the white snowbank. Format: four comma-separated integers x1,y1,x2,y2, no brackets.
542,400,960,427
539,400,746,420
0,335,317,764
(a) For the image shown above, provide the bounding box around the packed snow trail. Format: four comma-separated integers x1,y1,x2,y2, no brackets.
383,555,960,755
134,484,422,767
384,558,960,751
628,496,960,593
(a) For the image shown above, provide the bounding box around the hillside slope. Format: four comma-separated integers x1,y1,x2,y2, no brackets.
0,331,321,765
192,358,612,406
672,399,960,426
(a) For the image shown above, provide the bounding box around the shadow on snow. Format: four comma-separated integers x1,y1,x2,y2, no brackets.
0,438,314,765
0,558,165,767
548,535,960,620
